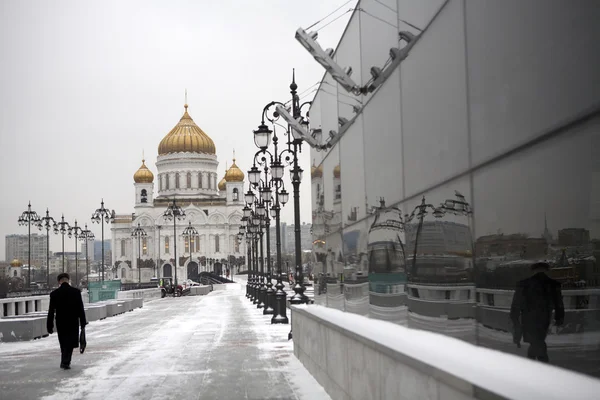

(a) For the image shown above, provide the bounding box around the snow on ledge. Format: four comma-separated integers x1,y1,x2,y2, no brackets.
293,304,600,400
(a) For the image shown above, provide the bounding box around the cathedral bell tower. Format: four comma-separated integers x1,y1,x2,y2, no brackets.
133,158,154,208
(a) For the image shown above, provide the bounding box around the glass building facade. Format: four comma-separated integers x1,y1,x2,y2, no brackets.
308,0,600,378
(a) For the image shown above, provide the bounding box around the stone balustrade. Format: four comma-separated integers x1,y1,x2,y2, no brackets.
291,304,600,400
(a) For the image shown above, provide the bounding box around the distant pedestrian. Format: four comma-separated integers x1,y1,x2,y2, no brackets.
47,273,87,370
510,262,564,362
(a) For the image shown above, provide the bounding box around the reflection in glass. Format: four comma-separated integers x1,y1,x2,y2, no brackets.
474,120,600,377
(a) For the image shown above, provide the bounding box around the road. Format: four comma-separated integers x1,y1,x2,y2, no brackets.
0,284,329,400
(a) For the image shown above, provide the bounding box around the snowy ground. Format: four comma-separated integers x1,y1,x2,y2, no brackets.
0,283,330,400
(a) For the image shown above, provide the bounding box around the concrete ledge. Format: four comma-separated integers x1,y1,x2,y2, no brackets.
0,317,46,342
105,302,125,317
84,304,108,321
117,288,162,302
131,298,143,309
190,286,211,296
211,284,226,291
291,305,600,400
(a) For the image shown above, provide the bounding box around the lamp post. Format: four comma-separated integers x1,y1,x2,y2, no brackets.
132,223,147,285
18,202,40,288
163,198,185,286
79,225,94,290
182,221,199,281
53,215,70,274
37,209,55,287
253,71,310,309
68,221,83,287
91,199,115,282
156,225,162,278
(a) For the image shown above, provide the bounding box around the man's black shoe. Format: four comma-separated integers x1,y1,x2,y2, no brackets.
60,363,71,370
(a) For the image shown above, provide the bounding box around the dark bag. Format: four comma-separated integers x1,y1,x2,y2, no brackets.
80,328,87,354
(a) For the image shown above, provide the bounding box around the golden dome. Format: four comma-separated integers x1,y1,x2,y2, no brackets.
218,177,227,191
311,163,323,179
10,259,22,267
333,164,341,179
133,159,154,183
158,104,216,155
225,159,244,182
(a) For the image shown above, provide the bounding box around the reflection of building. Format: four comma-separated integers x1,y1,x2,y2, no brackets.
405,221,472,255
367,206,406,275
558,228,590,247
475,233,547,259
111,103,245,283
5,234,48,268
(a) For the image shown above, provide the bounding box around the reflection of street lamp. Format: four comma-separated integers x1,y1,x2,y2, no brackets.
37,209,55,287
54,215,71,274
163,199,185,287
68,221,83,286
18,202,40,287
182,221,198,280
91,199,115,282
132,223,147,285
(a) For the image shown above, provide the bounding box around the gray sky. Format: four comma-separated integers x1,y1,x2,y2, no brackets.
0,0,354,259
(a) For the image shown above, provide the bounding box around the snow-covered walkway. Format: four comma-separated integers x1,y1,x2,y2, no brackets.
0,283,329,400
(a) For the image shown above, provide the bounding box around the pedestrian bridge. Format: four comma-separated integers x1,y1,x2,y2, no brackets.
1,281,599,400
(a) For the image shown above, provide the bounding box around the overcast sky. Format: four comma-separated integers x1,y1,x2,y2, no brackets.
0,0,354,260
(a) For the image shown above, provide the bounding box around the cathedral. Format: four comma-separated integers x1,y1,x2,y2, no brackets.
111,103,246,283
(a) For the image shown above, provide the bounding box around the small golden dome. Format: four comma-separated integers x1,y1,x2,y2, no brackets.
225,159,244,182
333,164,341,179
311,163,323,179
218,177,227,191
158,104,216,155
133,159,154,183
10,259,22,267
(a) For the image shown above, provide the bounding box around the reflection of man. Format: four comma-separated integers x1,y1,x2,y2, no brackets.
510,262,564,362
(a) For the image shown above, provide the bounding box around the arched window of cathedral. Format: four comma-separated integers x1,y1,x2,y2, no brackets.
175,173,180,189
185,237,189,253
208,174,212,189
165,236,170,254
199,173,203,188
235,236,240,253
196,235,201,252
141,189,148,203
215,235,220,253
121,239,126,257
187,172,192,188
233,188,239,201
166,174,170,190
142,237,148,255
159,175,163,191
14,270,17,277
121,268,126,279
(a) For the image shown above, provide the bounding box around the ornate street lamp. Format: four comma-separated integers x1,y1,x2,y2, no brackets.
132,223,147,285
68,221,83,287
18,202,40,288
182,221,199,280
163,198,185,286
91,199,115,282
54,215,70,274
37,209,55,287
155,225,162,279
253,71,311,309
79,225,95,291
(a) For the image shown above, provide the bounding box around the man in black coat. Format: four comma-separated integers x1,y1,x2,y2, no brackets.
47,273,87,369
510,262,564,362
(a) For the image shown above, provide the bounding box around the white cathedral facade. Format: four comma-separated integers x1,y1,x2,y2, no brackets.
111,103,246,283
